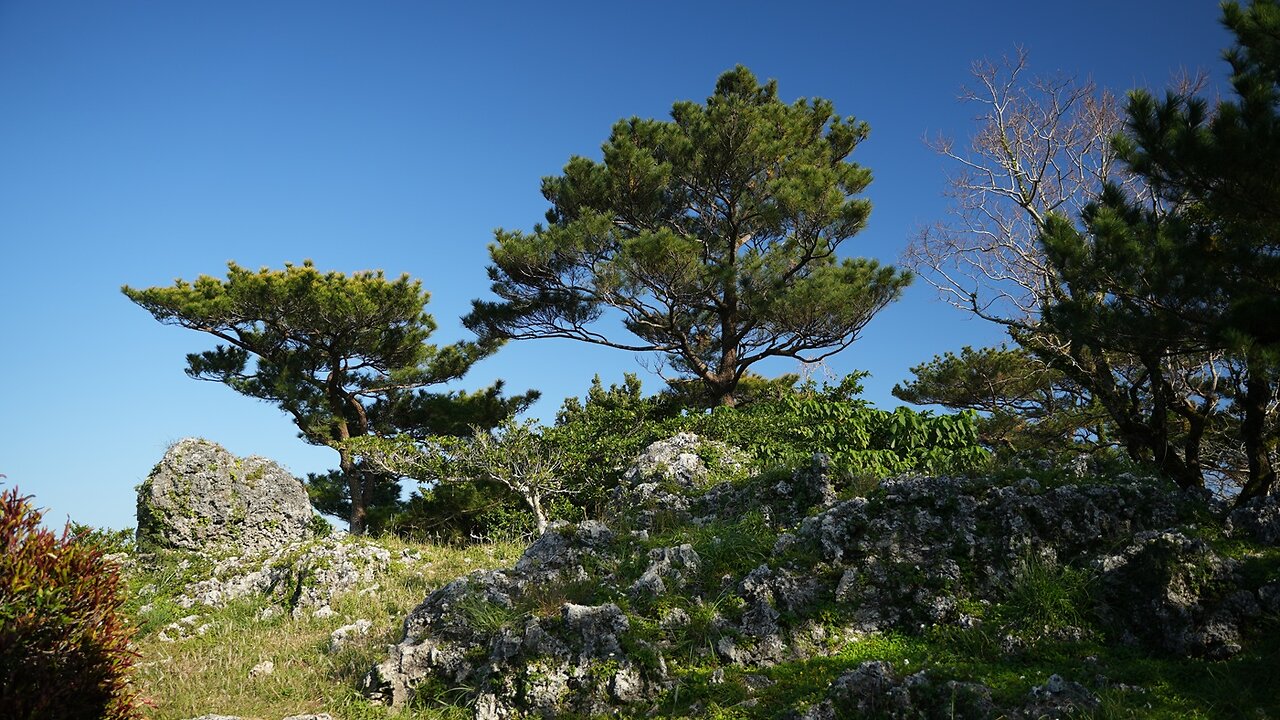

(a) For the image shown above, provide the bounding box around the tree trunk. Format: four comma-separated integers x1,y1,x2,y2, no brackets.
715,380,737,407
340,447,367,535
1236,353,1277,505
528,493,548,535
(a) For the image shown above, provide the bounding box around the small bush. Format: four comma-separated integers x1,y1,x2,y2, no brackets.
0,488,139,720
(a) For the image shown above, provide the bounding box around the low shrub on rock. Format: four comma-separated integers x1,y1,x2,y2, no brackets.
0,487,139,720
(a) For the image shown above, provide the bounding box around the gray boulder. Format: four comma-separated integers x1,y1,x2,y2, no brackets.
1227,490,1280,545
137,437,314,554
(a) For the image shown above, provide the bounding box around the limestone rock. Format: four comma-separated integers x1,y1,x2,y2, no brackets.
364,454,1271,718
329,619,373,653
622,432,740,488
615,433,751,531
1227,490,1280,545
177,535,392,612
137,438,313,554
814,661,995,719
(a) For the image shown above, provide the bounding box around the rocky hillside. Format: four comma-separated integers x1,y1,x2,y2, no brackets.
361,435,1280,719
120,435,1280,719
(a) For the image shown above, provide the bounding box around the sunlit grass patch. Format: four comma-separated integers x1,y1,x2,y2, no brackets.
127,535,523,720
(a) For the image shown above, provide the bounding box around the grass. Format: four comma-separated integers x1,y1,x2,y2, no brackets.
119,512,1280,720
126,534,523,720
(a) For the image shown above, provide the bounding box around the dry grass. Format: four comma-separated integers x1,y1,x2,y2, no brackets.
127,535,525,720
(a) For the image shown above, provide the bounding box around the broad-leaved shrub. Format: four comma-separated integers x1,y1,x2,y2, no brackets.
0,488,139,719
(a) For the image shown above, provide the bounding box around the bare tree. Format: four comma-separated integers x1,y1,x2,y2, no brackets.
906,50,1234,492
907,48,1140,326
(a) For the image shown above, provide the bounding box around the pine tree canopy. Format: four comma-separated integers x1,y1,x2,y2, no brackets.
123,260,536,533
1036,0,1280,500
465,66,911,406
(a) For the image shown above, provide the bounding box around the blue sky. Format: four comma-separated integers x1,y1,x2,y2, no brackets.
0,1,1230,530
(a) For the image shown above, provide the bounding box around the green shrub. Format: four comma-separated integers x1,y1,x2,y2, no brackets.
389,477,531,543
0,488,139,719
547,372,990,521
690,373,990,479
66,522,135,554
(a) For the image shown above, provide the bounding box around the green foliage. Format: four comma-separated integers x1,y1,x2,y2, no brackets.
123,261,537,533
304,466,403,535
894,344,1113,457
429,419,568,534
652,511,777,584
0,488,139,719
307,512,333,538
544,373,990,518
66,522,136,555
456,594,521,635
389,478,533,544
546,373,686,513
998,553,1095,640
466,66,910,406
348,418,568,536
687,374,990,478
1034,1,1280,499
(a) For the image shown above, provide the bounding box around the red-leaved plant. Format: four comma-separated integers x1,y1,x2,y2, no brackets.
0,487,140,719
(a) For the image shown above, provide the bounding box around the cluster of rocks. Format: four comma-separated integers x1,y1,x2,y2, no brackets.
362,520,635,714
132,436,390,666
616,432,753,527
361,434,1280,718
176,535,391,615
133,434,1277,718
795,661,1101,720
1228,490,1280,545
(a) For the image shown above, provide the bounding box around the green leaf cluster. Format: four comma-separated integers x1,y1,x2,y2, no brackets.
545,373,989,516
893,345,1111,457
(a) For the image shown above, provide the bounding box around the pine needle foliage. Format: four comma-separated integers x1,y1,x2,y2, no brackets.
123,261,536,533
467,66,910,406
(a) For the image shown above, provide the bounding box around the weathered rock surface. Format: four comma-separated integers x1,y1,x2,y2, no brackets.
177,535,392,613
794,661,1101,720
1227,490,1280,545
363,437,1276,719
617,433,751,529
795,660,996,720
329,618,373,653
137,437,314,554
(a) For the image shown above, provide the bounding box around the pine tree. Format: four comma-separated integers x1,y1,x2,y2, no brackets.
465,66,909,406
1039,0,1280,500
123,261,537,533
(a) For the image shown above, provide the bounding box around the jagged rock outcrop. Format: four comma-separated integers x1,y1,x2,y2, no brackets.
361,520,644,715
176,535,391,613
136,437,314,554
617,433,751,529
794,661,1100,720
363,437,1276,718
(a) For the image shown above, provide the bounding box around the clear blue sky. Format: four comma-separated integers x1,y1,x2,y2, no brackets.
0,1,1230,530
